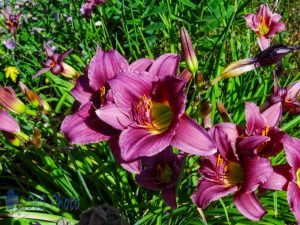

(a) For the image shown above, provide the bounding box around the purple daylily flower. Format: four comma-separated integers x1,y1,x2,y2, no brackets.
192,123,272,221
80,0,106,17
244,4,285,50
2,9,22,35
261,137,300,223
96,54,217,162
268,75,300,115
0,109,20,133
33,43,77,78
61,48,154,173
136,147,184,208
238,102,286,157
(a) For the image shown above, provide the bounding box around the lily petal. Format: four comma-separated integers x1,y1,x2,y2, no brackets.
71,75,94,104
234,192,267,221
109,136,141,174
257,36,270,51
61,103,115,144
171,114,216,156
149,54,180,78
96,103,131,130
108,72,153,113
261,102,282,127
287,182,300,223
192,180,237,209
242,156,272,193
162,187,177,209
129,58,154,72
0,110,20,133
119,127,174,161
286,80,300,101
261,164,290,191
245,102,266,135
88,48,129,91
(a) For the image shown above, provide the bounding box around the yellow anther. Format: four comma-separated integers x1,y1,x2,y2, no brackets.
217,154,223,166
262,125,269,136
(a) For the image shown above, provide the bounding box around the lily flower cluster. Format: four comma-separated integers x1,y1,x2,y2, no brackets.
59,3,300,222
60,42,300,223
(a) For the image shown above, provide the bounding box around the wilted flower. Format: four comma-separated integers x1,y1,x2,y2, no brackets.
211,45,300,84
33,43,78,78
96,54,217,161
245,4,285,50
4,66,19,82
19,82,51,113
0,87,27,114
192,123,272,221
2,39,15,50
267,75,300,115
180,27,198,75
80,0,106,17
2,9,22,35
136,147,184,208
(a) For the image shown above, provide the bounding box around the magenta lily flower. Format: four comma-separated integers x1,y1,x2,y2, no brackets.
33,43,77,78
61,48,154,173
2,9,22,35
245,4,285,50
0,109,20,133
192,123,272,221
136,147,184,208
96,54,216,161
261,137,300,223
268,75,300,115
80,0,106,17
239,102,287,157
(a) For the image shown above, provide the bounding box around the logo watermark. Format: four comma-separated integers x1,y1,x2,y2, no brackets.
4,189,80,211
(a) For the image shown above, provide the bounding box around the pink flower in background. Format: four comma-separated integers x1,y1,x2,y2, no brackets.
2,9,22,35
80,0,106,17
33,43,78,78
2,39,15,49
268,75,300,115
244,4,285,50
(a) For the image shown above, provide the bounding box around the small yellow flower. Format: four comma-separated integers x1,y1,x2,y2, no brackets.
4,66,20,82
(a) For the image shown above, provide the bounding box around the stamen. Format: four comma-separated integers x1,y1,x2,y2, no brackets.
262,125,269,136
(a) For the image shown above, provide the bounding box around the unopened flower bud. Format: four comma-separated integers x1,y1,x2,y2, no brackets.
0,87,27,114
19,82,51,113
61,62,80,78
216,100,231,122
195,71,204,86
2,132,22,147
198,99,212,117
180,27,198,75
179,68,192,82
30,128,42,148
